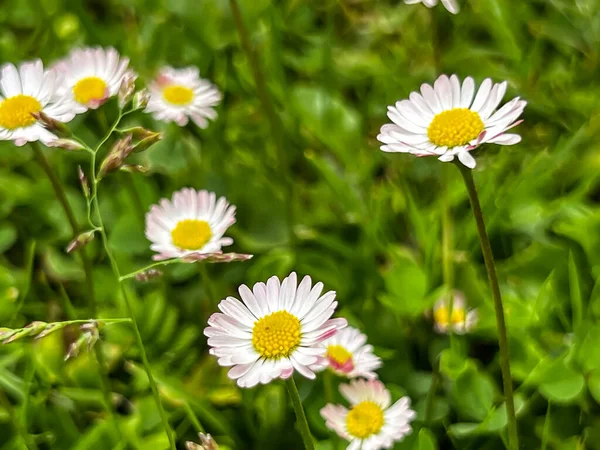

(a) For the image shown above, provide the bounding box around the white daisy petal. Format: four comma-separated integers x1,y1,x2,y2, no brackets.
0,59,79,145
322,380,416,448
403,0,458,14
144,65,221,128
310,326,382,379
432,291,478,334
145,188,236,261
377,74,525,170
205,273,346,388
52,46,133,112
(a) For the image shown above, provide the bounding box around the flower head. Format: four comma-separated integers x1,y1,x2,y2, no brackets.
321,379,416,450
311,326,382,380
54,47,133,111
377,74,526,168
433,291,477,334
204,272,347,388
0,60,78,146
404,0,459,14
145,188,236,261
144,66,221,128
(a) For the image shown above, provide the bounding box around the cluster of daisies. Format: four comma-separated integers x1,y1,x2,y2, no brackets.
0,1,522,447
0,47,221,146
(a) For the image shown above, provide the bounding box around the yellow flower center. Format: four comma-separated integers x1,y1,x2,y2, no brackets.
163,85,194,105
73,77,107,105
346,401,385,439
171,219,212,250
327,345,352,365
434,305,466,327
0,95,42,130
252,311,301,359
427,108,484,147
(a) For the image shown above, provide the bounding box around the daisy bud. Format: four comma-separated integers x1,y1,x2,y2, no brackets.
65,321,100,361
132,132,163,153
125,126,158,140
132,89,150,110
78,166,90,198
118,71,137,109
2,321,47,344
66,230,96,254
120,164,149,174
47,138,86,151
31,111,71,137
186,433,219,450
98,135,134,179
134,269,163,282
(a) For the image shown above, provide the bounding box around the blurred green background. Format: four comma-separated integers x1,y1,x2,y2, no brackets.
1,0,600,448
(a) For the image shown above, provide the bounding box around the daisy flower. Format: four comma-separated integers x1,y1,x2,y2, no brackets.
144,66,221,128
311,326,382,380
321,379,416,450
204,272,348,388
145,188,236,261
404,0,459,14
377,74,526,168
0,60,78,146
433,291,477,334
54,47,132,111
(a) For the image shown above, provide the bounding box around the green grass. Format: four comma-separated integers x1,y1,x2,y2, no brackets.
1,0,600,449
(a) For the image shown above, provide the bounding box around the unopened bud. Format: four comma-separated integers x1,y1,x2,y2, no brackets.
125,127,158,140
66,321,100,360
132,132,163,153
98,135,134,179
32,111,71,137
134,269,163,282
78,166,90,198
120,164,149,174
186,433,219,450
132,89,150,110
66,230,95,253
47,138,84,151
118,71,137,109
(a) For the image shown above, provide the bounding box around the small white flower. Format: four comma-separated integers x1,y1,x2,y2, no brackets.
377,74,526,169
433,291,477,334
204,272,348,388
404,0,459,14
321,379,416,450
144,66,221,128
311,326,382,380
0,59,77,146
145,188,236,261
54,47,132,111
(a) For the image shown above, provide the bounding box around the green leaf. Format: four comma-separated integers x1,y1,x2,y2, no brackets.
378,247,428,316
418,428,438,450
0,223,17,253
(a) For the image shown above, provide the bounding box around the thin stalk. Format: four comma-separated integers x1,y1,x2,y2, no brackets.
30,142,123,442
456,163,519,450
119,259,179,281
183,401,205,433
89,113,176,448
285,377,315,450
424,358,439,425
323,370,335,404
229,0,295,243
92,196,176,449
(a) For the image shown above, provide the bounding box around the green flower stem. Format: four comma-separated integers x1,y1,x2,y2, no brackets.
119,259,180,281
424,358,439,425
285,377,315,450
92,191,177,450
30,142,123,443
456,163,519,450
89,112,176,450
229,0,295,243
